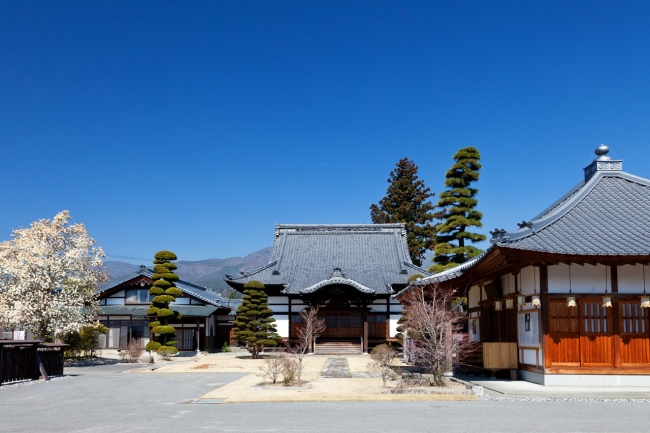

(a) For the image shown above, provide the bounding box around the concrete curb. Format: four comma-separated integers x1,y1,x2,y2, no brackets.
450,377,484,397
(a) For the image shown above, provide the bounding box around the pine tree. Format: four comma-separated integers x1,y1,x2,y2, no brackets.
430,147,486,273
232,280,282,359
145,251,183,355
370,158,436,266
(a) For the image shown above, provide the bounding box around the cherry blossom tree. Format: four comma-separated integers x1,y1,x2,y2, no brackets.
0,211,107,340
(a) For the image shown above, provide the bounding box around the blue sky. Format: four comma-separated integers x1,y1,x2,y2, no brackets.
1,1,649,264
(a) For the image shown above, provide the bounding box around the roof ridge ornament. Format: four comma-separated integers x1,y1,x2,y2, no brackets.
584,144,622,180
490,228,510,244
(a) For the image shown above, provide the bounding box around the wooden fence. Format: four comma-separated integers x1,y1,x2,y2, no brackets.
0,340,66,384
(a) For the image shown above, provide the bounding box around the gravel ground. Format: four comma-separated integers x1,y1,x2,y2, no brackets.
482,394,650,403
0,375,72,390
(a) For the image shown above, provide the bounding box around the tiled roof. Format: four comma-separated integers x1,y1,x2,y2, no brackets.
99,266,237,310
100,305,218,317
395,151,650,297
491,171,650,255
225,224,432,295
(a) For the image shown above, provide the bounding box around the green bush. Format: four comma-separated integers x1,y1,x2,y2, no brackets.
157,346,178,358
165,287,183,297
62,323,108,357
154,250,178,261
407,274,424,283
156,308,174,318
146,306,160,316
151,325,176,335
146,341,162,351
152,294,176,304
149,286,164,296
221,341,231,352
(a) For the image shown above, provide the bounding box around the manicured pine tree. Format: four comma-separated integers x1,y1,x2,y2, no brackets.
370,158,436,267
430,147,486,273
145,251,183,355
232,280,282,359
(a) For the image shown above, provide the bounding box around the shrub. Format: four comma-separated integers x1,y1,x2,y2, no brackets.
152,295,176,304
259,354,285,384
151,325,176,335
369,344,399,386
61,322,108,358
146,341,161,351
149,286,164,296
157,346,178,359
221,341,231,352
408,274,424,283
127,338,144,362
281,356,297,386
165,287,183,297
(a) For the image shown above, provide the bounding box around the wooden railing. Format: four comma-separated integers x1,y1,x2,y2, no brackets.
0,341,66,384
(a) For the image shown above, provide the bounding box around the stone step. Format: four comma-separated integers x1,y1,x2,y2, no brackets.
315,342,362,355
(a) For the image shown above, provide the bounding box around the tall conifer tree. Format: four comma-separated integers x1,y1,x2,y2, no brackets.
232,280,282,359
430,147,486,273
370,158,436,266
145,251,183,355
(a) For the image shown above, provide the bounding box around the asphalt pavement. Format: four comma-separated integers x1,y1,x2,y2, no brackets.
1,364,650,432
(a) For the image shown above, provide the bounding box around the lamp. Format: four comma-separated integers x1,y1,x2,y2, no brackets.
602,265,612,308
567,265,576,308
494,300,503,311
505,298,514,310
532,267,541,307
517,295,526,306
641,265,650,308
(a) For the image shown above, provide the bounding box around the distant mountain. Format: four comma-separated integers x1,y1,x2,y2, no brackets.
102,247,273,294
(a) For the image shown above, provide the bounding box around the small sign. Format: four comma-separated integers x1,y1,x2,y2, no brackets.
517,310,539,348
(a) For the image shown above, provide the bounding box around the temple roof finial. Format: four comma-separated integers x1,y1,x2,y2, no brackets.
584,144,622,180
595,144,610,160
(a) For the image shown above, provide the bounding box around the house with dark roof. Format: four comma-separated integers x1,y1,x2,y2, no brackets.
398,145,650,386
97,266,238,352
225,224,431,354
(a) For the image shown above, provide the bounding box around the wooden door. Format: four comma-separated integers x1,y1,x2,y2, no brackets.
619,301,650,365
580,300,614,367
320,310,362,339
546,300,580,367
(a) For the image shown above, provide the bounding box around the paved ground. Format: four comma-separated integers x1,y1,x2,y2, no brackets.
2,363,650,432
457,373,650,399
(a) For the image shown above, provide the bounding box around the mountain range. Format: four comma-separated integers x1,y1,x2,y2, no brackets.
102,247,272,293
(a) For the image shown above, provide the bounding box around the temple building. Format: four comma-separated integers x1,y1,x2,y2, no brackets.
225,224,431,354
401,145,650,386
97,266,237,352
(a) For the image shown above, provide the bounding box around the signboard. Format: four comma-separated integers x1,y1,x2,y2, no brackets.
517,310,539,348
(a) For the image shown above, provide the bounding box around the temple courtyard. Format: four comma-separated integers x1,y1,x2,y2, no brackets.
1,356,650,432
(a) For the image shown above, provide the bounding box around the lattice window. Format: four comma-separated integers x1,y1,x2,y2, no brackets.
620,302,648,335
581,301,611,334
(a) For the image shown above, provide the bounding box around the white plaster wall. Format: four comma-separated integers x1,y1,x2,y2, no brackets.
390,303,403,313
370,304,388,312
274,315,289,338
106,298,124,305
500,273,517,298
109,290,125,298
389,314,401,337
618,265,649,294
268,296,288,304
468,285,480,309
519,266,539,296
548,263,608,294
522,349,537,366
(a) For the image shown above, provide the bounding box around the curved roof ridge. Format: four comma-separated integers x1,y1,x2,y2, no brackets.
493,171,606,244
299,276,375,295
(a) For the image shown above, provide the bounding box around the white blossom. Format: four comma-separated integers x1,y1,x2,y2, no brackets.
0,211,108,339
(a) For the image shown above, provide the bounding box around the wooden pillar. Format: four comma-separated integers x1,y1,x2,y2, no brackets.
611,265,622,368
540,265,550,369
0,344,4,385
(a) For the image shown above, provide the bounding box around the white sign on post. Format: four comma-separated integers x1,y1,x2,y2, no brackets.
517,311,539,348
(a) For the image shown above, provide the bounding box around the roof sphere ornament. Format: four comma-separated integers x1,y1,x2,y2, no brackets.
595,144,610,160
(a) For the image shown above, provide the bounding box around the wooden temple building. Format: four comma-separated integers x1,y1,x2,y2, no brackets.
225,224,431,354
97,266,238,352
401,145,650,386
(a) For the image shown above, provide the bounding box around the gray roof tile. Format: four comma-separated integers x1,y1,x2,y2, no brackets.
492,171,650,255
225,224,432,295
